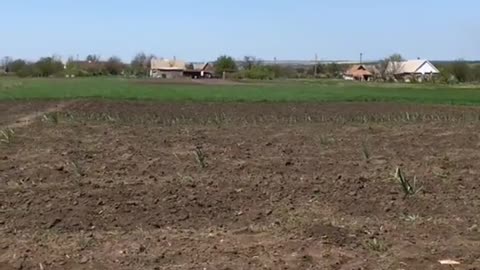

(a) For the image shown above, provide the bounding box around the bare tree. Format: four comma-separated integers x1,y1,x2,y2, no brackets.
131,52,155,76
243,56,262,70
378,53,404,80
1,57,12,72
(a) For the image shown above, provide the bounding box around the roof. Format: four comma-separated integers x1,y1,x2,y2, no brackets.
386,60,440,75
345,65,372,77
151,59,186,70
192,63,207,70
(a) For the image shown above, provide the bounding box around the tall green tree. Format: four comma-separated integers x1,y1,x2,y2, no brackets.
7,59,27,73
215,55,237,74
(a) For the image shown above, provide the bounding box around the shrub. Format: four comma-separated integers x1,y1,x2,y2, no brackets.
35,57,64,77
241,66,275,80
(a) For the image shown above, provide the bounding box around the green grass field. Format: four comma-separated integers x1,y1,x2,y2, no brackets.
1,77,480,105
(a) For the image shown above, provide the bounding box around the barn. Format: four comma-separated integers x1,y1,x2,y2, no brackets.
150,59,186,79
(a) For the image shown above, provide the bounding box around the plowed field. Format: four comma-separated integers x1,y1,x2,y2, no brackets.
1,101,479,269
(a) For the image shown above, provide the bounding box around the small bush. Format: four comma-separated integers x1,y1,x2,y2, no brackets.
394,167,422,197
194,147,207,168
241,66,275,80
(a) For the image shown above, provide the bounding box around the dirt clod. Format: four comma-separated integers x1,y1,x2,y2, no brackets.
79,257,89,264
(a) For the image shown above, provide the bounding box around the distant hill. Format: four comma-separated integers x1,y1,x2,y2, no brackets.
228,59,480,67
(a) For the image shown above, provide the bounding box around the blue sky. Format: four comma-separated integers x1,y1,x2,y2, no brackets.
1,0,478,62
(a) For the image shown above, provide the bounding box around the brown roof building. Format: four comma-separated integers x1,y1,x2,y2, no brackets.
344,65,373,81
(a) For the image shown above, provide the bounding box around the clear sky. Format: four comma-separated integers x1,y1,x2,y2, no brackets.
1,0,478,62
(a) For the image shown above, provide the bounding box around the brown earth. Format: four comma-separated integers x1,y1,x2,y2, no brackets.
0,102,61,127
1,101,480,269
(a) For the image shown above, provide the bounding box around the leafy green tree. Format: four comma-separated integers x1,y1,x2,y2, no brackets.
105,56,124,75
471,64,480,82
17,64,39,78
7,59,27,73
450,60,471,82
388,54,404,62
241,66,274,80
215,55,237,74
35,57,64,77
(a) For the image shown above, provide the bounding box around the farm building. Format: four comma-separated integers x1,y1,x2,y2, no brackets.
344,65,373,81
184,62,215,79
150,58,186,79
386,60,440,82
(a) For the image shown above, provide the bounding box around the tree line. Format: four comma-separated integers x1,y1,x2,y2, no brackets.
214,55,346,80
2,53,480,83
0,53,155,78
436,61,480,83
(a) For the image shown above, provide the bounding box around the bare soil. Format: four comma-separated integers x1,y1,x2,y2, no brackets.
1,101,480,269
0,102,61,127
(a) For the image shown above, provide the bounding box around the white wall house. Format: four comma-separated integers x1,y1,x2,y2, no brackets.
386,60,440,82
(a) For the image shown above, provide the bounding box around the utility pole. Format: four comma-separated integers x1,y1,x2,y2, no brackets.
314,53,318,77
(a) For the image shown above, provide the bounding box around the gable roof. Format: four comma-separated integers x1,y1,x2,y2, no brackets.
190,62,214,71
151,58,186,70
192,63,207,70
345,64,372,77
387,60,439,75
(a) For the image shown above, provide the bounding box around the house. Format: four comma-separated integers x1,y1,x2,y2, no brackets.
344,65,373,81
150,58,186,79
183,62,215,79
386,60,440,82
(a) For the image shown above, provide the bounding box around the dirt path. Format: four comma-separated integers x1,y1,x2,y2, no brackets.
2,101,74,129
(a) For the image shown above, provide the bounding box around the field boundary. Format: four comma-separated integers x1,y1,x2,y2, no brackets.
2,101,74,129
